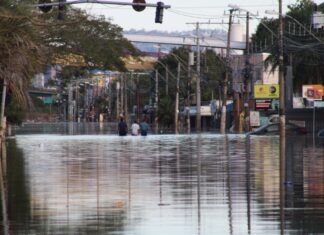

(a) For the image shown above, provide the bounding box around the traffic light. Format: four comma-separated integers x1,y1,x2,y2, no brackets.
242,66,252,80
38,0,52,13
58,0,66,20
155,2,164,23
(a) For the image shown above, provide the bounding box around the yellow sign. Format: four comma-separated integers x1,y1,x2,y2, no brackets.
254,84,279,99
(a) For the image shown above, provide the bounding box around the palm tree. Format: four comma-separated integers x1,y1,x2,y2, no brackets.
0,3,45,127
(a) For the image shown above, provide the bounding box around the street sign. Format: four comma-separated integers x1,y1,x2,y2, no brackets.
250,111,260,127
314,101,324,107
255,99,272,110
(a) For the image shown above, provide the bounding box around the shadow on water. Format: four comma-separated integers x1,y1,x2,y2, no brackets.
3,123,324,234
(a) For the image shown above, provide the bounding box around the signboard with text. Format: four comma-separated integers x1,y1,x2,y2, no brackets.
302,85,323,100
254,84,279,99
250,111,260,127
255,99,272,110
314,101,324,107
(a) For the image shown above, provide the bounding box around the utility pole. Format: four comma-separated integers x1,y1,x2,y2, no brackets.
108,81,112,121
278,2,285,233
125,74,128,122
0,79,7,130
186,22,202,132
116,79,120,120
68,83,73,121
186,21,232,133
120,74,124,117
195,23,201,133
244,11,250,132
75,83,79,122
165,65,169,96
155,70,159,133
278,1,285,136
136,74,140,121
187,52,193,134
175,62,180,134
220,9,235,134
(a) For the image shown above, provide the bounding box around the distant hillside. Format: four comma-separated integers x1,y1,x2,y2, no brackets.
124,29,227,53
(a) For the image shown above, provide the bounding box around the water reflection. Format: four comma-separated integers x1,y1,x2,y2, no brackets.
2,129,324,234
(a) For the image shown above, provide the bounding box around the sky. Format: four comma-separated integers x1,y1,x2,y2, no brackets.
74,0,322,34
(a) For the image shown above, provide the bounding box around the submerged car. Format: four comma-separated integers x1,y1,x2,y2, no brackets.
247,122,307,136
318,129,324,138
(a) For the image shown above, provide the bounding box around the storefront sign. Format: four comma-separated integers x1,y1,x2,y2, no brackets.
314,101,324,107
255,99,272,110
250,111,260,127
254,84,279,99
302,85,323,100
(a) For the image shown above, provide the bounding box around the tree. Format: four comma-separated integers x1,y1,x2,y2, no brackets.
154,47,226,130
0,1,141,125
252,0,324,93
200,49,226,101
0,2,46,125
38,8,140,73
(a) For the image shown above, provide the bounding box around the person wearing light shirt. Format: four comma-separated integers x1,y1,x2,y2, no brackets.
131,120,140,136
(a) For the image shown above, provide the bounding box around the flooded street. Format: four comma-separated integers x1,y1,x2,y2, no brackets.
2,123,324,234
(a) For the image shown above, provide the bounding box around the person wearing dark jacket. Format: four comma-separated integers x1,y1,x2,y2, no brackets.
118,117,128,136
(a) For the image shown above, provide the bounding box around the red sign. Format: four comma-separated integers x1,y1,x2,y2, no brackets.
255,99,272,110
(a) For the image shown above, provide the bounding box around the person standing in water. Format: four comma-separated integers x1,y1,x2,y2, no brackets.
139,117,149,136
131,120,140,136
118,117,128,136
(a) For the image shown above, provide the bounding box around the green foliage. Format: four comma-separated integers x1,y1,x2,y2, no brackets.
154,47,225,129
5,97,26,125
200,49,226,100
39,8,140,72
252,0,324,91
0,1,141,124
59,66,90,87
288,0,314,24
157,96,174,127
94,96,109,114
0,2,46,107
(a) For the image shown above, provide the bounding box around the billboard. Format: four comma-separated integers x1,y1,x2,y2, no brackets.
254,84,279,99
302,85,323,101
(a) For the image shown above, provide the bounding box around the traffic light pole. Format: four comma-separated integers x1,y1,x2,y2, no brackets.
35,0,170,9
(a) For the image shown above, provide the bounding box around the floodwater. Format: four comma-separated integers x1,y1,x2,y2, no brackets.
1,123,324,235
